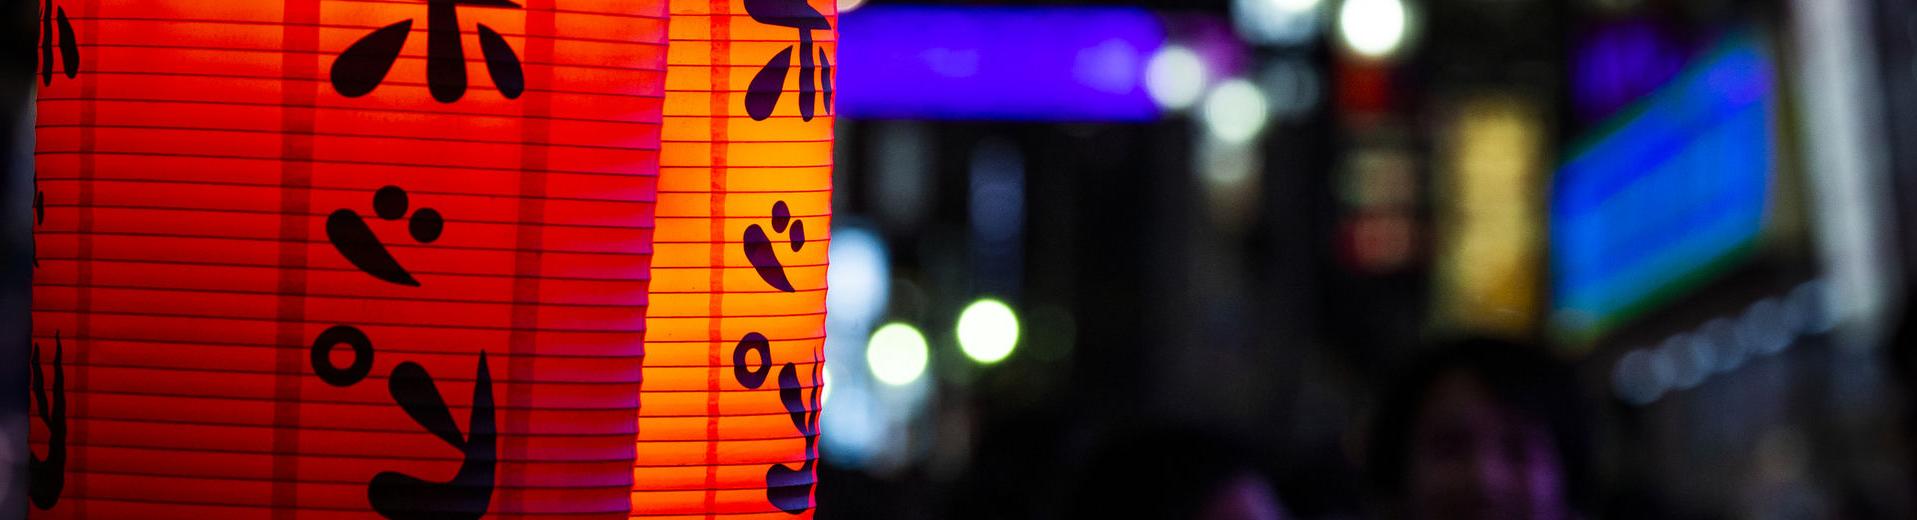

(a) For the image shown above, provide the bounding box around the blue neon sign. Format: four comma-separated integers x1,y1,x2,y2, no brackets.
1551,31,1776,338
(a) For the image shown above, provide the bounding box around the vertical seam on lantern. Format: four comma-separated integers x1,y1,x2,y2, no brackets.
272,0,319,515
703,0,729,516
71,0,96,514
634,3,665,514
506,0,557,513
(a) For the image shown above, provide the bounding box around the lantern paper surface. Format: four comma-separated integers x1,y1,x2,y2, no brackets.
30,0,668,517
633,0,833,517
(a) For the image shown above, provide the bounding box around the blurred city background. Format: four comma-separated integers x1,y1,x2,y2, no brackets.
7,0,1917,518
806,0,1917,517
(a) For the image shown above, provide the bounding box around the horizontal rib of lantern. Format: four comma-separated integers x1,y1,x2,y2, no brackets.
31,0,667,517
633,0,833,517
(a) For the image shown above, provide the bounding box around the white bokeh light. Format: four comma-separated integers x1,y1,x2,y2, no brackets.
1235,0,1323,45
956,298,1020,365
1145,45,1207,111
1202,79,1271,144
867,323,930,386
827,226,890,330
1338,0,1409,59
1273,0,1322,11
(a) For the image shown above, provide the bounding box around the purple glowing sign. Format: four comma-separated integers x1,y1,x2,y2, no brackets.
836,5,1166,121
1571,20,1689,124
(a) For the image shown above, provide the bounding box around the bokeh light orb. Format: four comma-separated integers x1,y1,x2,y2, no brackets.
1145,45,1207,110
957,298,1020,364
867,323,930,386
1338,0,1409,59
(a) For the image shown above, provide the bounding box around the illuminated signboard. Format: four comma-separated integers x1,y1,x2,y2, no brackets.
835,5,1166,121
1551,31,1775,340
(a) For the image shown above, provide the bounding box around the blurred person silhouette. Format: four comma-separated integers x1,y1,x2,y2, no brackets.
1365,338,1592,520
1068,427,1290,520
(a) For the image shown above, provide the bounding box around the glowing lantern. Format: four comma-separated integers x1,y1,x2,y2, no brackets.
29,1,669,517
633,0,834,516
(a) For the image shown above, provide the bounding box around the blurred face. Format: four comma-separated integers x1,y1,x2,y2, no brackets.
1407,371,1568,520
1200,472,1287,520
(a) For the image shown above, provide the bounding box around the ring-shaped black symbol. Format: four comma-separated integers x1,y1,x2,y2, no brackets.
312,325,375,387
734,332,772,389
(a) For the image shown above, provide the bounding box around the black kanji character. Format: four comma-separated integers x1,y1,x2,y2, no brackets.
311,325,376,387
29,332,66,510
743,0,832,122
732,333,819,515
37,0,79,85
327,186,445,286
369,354,496,519
743,200,805,292
331,0,526,103
762,361,819,514
308,328,497,519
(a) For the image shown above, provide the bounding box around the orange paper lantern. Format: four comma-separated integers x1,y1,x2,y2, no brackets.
30,0,668,517
633,0,834,517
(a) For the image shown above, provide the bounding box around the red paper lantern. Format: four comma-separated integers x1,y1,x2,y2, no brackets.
631,0,835,517
29,1,668,517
